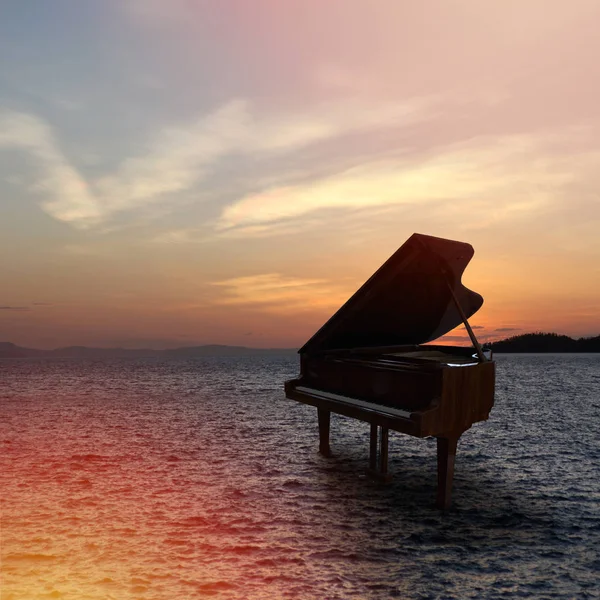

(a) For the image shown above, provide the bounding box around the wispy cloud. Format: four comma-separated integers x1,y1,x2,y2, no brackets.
0,97,428,230
0,111,101,226
438,335,471,343
3,96,597,244
94,101,248,213
211,273,351,314
0,306,30,311
495,327,521,332
216,134,574,234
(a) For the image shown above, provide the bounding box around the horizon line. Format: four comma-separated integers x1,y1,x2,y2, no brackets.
2,331,599,354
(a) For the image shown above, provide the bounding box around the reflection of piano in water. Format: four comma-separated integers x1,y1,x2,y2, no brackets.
285,233,495,509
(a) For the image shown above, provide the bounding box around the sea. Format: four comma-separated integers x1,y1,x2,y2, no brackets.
1,354,599,600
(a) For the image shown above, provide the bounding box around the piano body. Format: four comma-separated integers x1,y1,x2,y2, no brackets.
285,233,495,509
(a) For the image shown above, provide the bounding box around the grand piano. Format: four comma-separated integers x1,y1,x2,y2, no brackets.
285,233,495,509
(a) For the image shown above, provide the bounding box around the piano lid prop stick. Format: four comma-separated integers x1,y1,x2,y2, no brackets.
445,281,487,363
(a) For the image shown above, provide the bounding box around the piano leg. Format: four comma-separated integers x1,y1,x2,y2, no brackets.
380,428,389,476
369,423,378,471
436,435,458,510
367,425,392,483
317,408,332,457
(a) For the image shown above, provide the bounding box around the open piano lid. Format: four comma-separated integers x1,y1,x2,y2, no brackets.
300,233,484,354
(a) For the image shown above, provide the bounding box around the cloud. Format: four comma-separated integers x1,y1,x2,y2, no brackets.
494,327,521,332
211,273,351,314
0,111,101,226
0,306,30,311
3,94,597,240
1,104,251,228
216,134,574,233
438,335,471,343
94,100,249,212
0,97,429,230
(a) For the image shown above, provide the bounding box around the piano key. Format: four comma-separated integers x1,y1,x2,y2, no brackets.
295,385,413,419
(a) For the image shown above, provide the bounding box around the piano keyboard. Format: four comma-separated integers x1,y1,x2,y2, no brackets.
295,386,413,419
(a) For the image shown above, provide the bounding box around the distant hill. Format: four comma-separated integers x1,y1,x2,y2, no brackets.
0,342,297,359
490,332,600,353
0,342,45,359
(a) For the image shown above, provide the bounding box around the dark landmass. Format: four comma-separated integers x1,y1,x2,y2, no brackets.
490,332,600,353
0,341,297,359
0,342,47,359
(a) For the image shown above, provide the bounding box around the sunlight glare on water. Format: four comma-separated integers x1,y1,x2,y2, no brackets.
1,354,599,599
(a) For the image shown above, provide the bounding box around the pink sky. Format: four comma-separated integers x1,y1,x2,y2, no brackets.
1,0,599,348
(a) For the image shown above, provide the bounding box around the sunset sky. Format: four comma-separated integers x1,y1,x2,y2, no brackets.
1,0,599,349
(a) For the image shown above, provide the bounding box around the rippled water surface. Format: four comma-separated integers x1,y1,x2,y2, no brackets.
1,354,599,599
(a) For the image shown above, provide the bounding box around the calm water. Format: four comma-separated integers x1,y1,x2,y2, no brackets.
1,354,599,599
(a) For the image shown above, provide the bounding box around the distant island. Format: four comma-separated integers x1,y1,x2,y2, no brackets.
1,332,599,359
489,332,600,353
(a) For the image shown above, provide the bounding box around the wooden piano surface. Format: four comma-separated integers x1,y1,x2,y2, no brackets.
284,234,496,509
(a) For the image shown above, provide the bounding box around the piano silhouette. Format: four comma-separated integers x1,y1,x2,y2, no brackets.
285,233,495,509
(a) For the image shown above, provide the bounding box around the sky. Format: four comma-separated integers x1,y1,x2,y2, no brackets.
1,0,599,349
